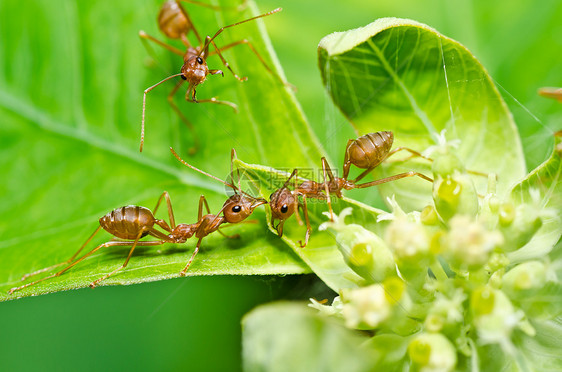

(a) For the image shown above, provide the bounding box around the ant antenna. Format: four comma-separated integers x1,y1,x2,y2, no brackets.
198,8,282,58
282,169,298,189
171,147,263,201
231,149,242,193
140,72,185,152
170,147,237,191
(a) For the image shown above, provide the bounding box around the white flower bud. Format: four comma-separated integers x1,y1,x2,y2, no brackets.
320,208,396,282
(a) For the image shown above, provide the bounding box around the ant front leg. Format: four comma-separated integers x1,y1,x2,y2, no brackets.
321,157,337,221
181,237,204,276
186,83,238,112
297,196,312,248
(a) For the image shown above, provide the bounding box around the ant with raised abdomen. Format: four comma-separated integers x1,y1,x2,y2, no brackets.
269,131,434,247
8,180,266,294
139,2,290,153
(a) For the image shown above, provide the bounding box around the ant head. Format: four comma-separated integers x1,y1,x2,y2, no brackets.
181,54,209,85
222,194,267,224
269,169,299,236
269,187,297,225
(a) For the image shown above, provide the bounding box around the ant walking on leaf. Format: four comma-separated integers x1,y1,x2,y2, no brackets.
269,132,434,247
9,182,266,294
139,1,292,153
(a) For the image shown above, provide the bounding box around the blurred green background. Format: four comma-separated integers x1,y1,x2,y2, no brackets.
0,0,560,371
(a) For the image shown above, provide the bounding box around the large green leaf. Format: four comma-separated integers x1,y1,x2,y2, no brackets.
0,0,325,300
318,18,526,210
242,302,375,372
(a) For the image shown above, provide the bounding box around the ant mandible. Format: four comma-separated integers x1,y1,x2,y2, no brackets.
139,2,289,153
269,131,434,247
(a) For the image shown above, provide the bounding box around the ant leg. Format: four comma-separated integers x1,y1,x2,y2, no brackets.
274,218,286,236
9,239,145,294
138,30,184,56
353,166,376,184
168,80,200,155
342,140,354,180
231,148,242,193
186,83,238,112
209,39,296,90
384,148,488,178
175,1,202,45
197,195,208,220
289,169,304,226
321,157,336,221
141,73,185,152
355,171,433,189
200,8,282,58
19,226,103,282
181,237,204,275
297,196,312,248
209,39,247,82
153,191,176,230
89,231,168,288
352,147,431,183
385,147,431,162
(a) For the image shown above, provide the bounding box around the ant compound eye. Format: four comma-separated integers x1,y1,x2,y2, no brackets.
196,57,203,64
281,204,289,214
180,74,187,80
232,205,242,213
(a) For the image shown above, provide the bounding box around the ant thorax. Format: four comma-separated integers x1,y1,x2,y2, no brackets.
297,180,326,197
170,223,197,243
270,187,296,220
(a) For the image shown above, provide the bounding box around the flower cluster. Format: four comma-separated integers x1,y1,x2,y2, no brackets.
311,134,561,371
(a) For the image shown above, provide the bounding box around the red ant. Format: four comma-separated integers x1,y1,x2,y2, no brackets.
9,181,266,294
139,2,290,153
269,131,434,247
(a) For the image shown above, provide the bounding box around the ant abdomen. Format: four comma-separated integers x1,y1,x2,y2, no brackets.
99,206,156,240
347,131,394,169
158,0,191,40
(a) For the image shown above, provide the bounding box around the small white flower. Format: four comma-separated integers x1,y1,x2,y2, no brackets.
341,284,392,329
446,216,503,268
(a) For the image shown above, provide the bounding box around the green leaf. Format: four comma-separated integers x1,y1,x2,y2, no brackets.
318,18,526,210
242,302,375,372
0,0,324,300
508,132,562,263
512,318,562,372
